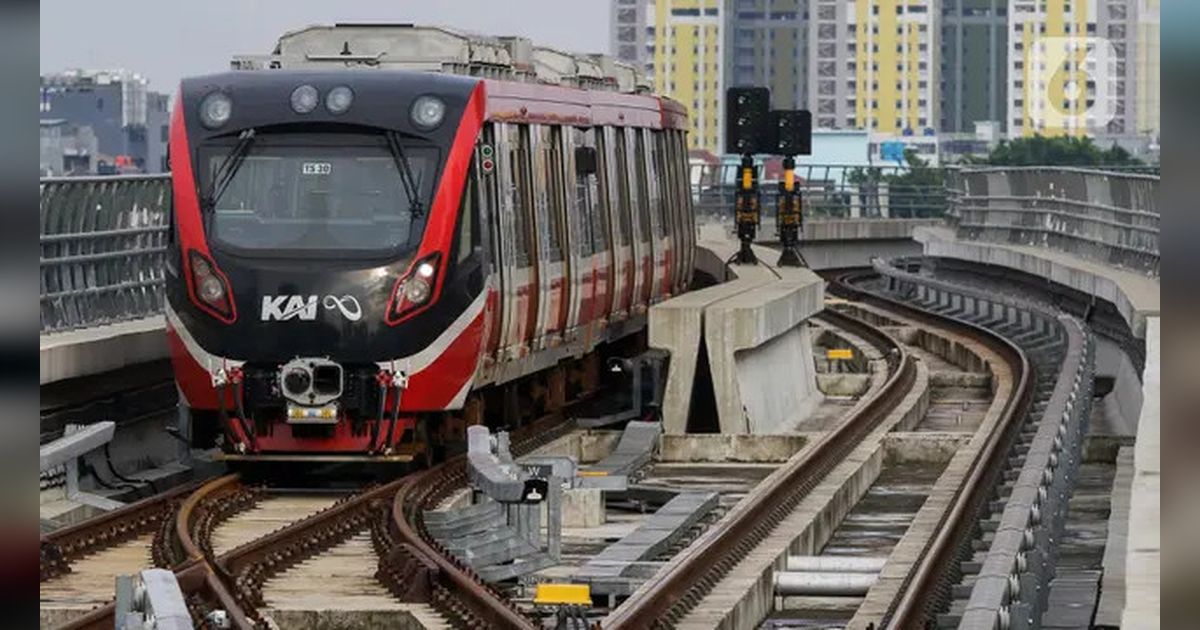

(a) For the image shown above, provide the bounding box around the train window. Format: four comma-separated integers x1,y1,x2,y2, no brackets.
632,129,651,241
677,131,693,218
577,128,608,255
649,130,669,239
541,126,565,262
512,126,533,265
611,129,633,247
593,129,614,252
456,162,478,265
569,128,595,257
199,131,437,255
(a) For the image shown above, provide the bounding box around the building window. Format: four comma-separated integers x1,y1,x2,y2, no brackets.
160,125,168,143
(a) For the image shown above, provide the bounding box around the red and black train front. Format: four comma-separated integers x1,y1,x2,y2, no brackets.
165,70,488,458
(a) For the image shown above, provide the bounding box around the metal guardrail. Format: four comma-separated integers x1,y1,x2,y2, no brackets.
689,162,949,220
947,167,1160,276
40,174,172,333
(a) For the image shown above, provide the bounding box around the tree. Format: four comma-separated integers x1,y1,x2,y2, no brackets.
846,149,946,218
969,134,1144,168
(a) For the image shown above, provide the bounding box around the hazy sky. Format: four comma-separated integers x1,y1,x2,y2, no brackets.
40,1,613,93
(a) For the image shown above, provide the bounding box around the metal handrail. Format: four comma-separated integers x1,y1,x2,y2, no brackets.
40,175,171,333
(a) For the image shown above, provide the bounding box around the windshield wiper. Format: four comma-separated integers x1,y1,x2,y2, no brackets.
202,128,257,212
385,131,424,219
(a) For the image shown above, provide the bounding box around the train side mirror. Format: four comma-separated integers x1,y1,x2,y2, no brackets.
575,146,597,176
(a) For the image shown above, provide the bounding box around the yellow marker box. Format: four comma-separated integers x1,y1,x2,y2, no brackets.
827,348,854,360
534,583,592,606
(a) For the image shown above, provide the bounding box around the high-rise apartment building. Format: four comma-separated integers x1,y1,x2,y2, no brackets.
1006,0,1139,137
1134,0,1159,136
940,0,1008,133
807,0,939,135
612,0,657,79
725,0,808,112
654,0,725,152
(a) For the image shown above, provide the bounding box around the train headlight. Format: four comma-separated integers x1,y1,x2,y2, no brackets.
386,252,442,326
199,92,233,129
290,84,319,114
326,86,354,114
410,95,445,130
402,277,431,305
187,250,236,323
199,275,225,303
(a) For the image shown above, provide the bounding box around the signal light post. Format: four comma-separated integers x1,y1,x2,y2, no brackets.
776,156,806,267
725,86,812,268
734,154,760,265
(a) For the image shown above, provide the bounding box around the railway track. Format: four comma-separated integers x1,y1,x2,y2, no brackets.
604,302,918,629
42,409,577,630
603,265,1092,629
41,262,1097,630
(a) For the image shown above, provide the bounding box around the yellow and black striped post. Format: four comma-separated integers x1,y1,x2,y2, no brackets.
734,154,760,265
776,155,807,267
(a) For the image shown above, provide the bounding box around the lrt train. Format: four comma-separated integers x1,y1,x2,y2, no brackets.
165,69,695,462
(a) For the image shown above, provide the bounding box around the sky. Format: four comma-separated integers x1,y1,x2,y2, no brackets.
40,0,613,93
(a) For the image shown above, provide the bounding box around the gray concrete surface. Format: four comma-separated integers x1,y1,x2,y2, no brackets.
652,224,824,435
703,270,825,434
40,316,167,384
916,226,1159,338
1122,317,1159,628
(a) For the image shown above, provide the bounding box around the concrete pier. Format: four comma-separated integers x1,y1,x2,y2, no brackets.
651,224,825,435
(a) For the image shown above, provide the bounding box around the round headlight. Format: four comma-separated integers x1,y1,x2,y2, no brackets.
410,95,445,130
199,92,233,129
326,86,354,114
290,85,319,114
199,275,225,303
403,277,431,305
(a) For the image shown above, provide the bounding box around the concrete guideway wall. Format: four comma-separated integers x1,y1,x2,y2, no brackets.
704,269,825,434
916,226,1159,338
649,271,777,435
40,316,167,385
1122,316,1159,628
651,224,825,435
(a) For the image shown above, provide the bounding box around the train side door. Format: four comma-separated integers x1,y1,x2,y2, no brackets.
478,125,503,364
604,127,634,321
627,127,652,311
561,127,587,345
495,123,537,360
675,130,696,291
587,127,614,335
655,128,682,298
641,128,668,303
529,124,567,349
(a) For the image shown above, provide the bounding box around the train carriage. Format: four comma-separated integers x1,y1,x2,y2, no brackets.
166,61,693,462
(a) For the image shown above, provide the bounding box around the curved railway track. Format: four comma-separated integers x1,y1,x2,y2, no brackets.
604,302,918,628
45,409,575,630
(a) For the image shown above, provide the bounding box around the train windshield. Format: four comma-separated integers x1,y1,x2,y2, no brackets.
200,132,439,255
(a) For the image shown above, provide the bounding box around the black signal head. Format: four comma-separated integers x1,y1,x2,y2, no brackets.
725,87,770,155
768,110,813,156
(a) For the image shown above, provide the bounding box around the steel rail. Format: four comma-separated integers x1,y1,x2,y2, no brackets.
604,307,914,629
40,480,202,582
